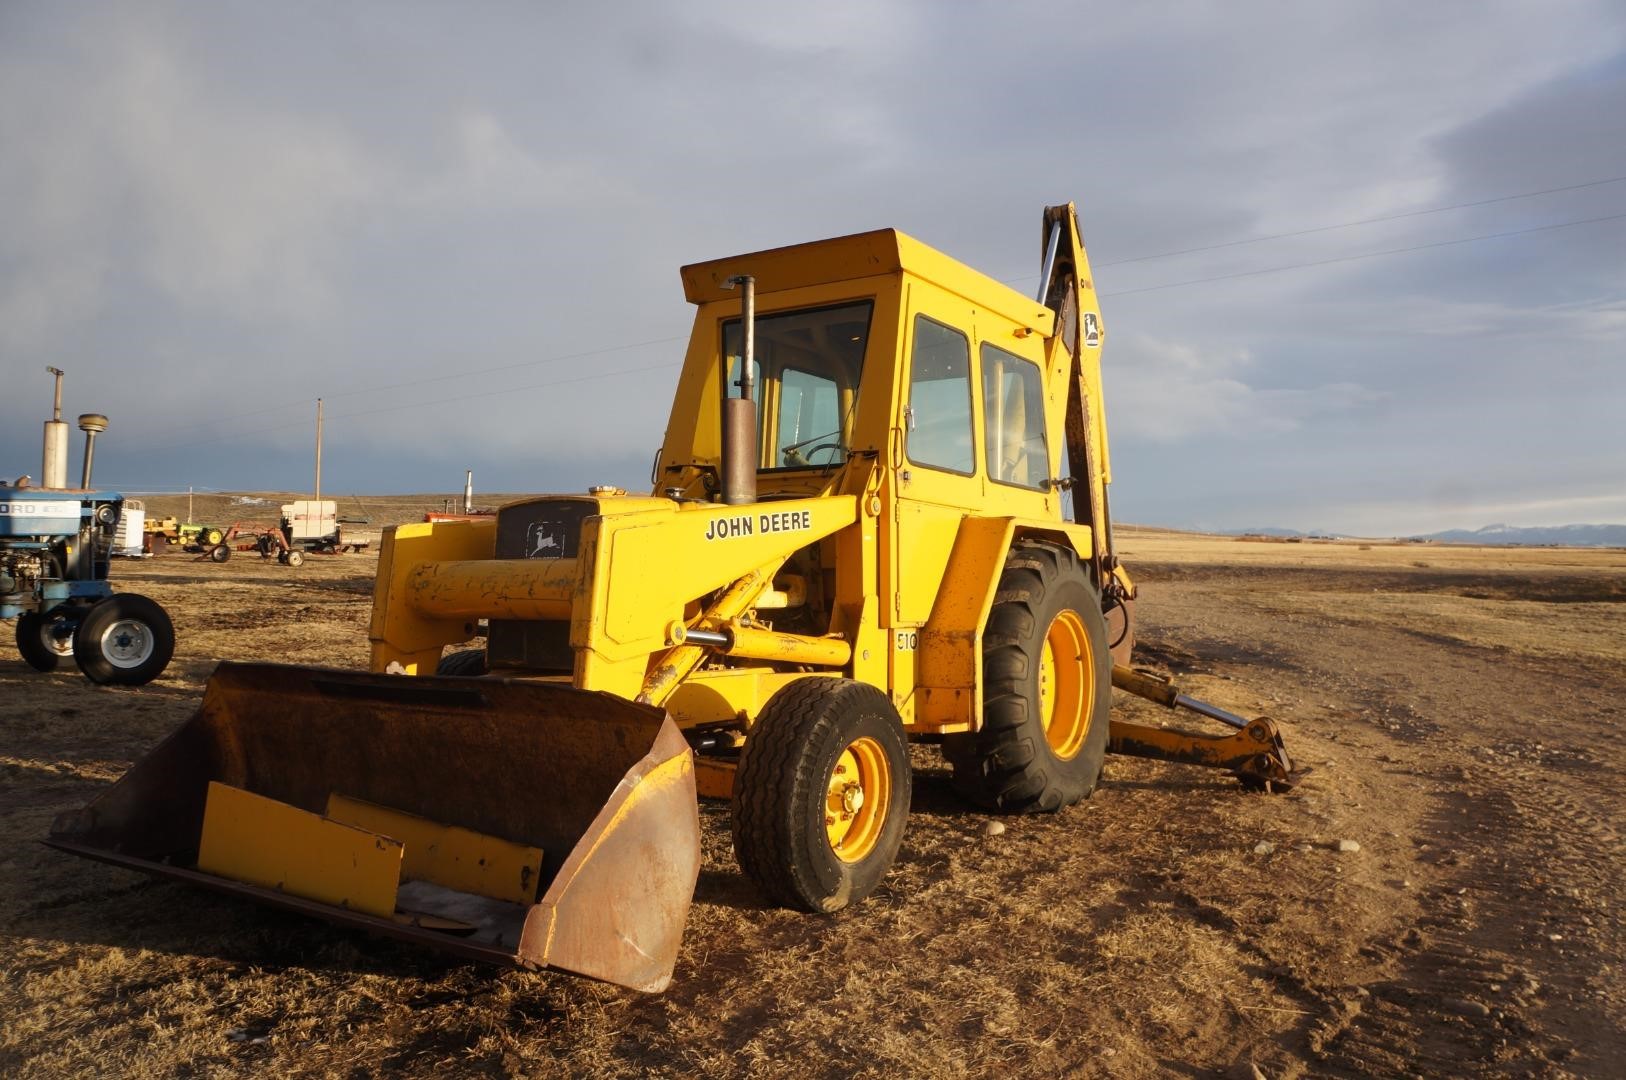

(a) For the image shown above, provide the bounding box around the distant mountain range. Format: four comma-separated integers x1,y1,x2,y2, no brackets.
1229,523,1626,547
1411,523,1626,547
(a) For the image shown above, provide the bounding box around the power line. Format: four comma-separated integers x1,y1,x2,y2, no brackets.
140,333,687,438
1100,210,1626,298
111,192,1626,457
120,358,683,454
152,177,1626,436
319,334,685,404
1095,174,1626,268
328,359,682,422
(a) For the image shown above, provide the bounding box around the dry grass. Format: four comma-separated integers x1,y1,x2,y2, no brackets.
2,514,1622,1077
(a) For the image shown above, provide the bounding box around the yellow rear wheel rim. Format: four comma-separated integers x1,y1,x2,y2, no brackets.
825,736,890,862
1038,609,1093,760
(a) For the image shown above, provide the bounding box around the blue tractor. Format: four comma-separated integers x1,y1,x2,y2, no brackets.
2,374,174,686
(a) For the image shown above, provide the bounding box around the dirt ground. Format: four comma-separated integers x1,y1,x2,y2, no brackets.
2,514,1621,1078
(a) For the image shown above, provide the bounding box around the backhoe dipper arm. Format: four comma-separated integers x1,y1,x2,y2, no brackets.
1039,205,1135,663
1038,203,1114,573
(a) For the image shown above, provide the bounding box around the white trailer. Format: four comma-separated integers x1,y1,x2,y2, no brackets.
280,500,371,553
114,500,149,558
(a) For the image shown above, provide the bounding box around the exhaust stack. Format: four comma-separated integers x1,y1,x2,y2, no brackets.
464,469,474,514
42,367,69,489
78,414,109,490
720,275,758,506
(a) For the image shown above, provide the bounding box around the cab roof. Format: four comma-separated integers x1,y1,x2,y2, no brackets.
680,228,1056,335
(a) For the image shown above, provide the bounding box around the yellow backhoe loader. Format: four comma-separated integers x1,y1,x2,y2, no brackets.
49,204,1295,992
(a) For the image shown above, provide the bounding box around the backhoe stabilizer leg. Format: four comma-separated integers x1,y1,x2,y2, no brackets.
1108,665,1300,792
1107,717,1297,792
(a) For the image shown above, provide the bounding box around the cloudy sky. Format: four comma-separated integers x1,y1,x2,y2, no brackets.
3,1,1622,536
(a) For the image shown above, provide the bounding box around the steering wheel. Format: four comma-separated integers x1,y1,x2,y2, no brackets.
784,442,845,467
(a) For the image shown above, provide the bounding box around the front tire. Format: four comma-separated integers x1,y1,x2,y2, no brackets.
16,611,75,672
732,678,911,913
72,594,175,686
944,542,1111,812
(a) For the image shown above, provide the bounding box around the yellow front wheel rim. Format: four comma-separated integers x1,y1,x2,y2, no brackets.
1039,610,1093,760
825,736,891,862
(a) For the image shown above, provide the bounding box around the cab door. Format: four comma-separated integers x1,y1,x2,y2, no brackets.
887,281,984,629
974,314,1060,522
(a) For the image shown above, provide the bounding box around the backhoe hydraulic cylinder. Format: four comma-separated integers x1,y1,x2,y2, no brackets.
1111,665,1248,730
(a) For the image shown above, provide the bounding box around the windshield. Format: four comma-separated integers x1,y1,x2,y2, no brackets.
723,301,873,469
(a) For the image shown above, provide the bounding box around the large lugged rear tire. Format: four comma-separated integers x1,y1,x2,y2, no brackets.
435,648,488,676
71,594,175,686
15,611,75,672
944,542,1111,812
732,678,911,913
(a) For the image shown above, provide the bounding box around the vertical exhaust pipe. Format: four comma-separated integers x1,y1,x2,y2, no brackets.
721,275,758,506
78,414,108,490
42,367,70,489
464,469,474,513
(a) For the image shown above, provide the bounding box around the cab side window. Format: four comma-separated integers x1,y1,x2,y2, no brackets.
982,344,1048,489
906,316,974,475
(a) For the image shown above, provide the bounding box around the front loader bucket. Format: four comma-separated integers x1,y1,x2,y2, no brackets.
46,662,700,993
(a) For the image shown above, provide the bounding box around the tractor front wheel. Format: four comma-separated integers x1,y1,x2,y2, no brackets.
732,678,910,913
944,541,1111,812
16,610,75,672
72,594,175,686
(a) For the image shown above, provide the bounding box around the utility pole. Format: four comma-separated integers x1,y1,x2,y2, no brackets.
314,398,324,502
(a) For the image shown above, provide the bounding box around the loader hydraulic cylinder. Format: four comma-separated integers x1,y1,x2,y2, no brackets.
681,623,852,668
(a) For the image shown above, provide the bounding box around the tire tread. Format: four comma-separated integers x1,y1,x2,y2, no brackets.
732,679,909,912
945,542,1110,813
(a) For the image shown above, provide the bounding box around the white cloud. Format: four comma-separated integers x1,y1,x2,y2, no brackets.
408,110,634,212
1320,488,1626,538
0,21,379,330
1275,293,1626,344
114,39,378,321
0,2,1620,531
1106,334,1385,443
0,19,633,341
0,252,108,352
